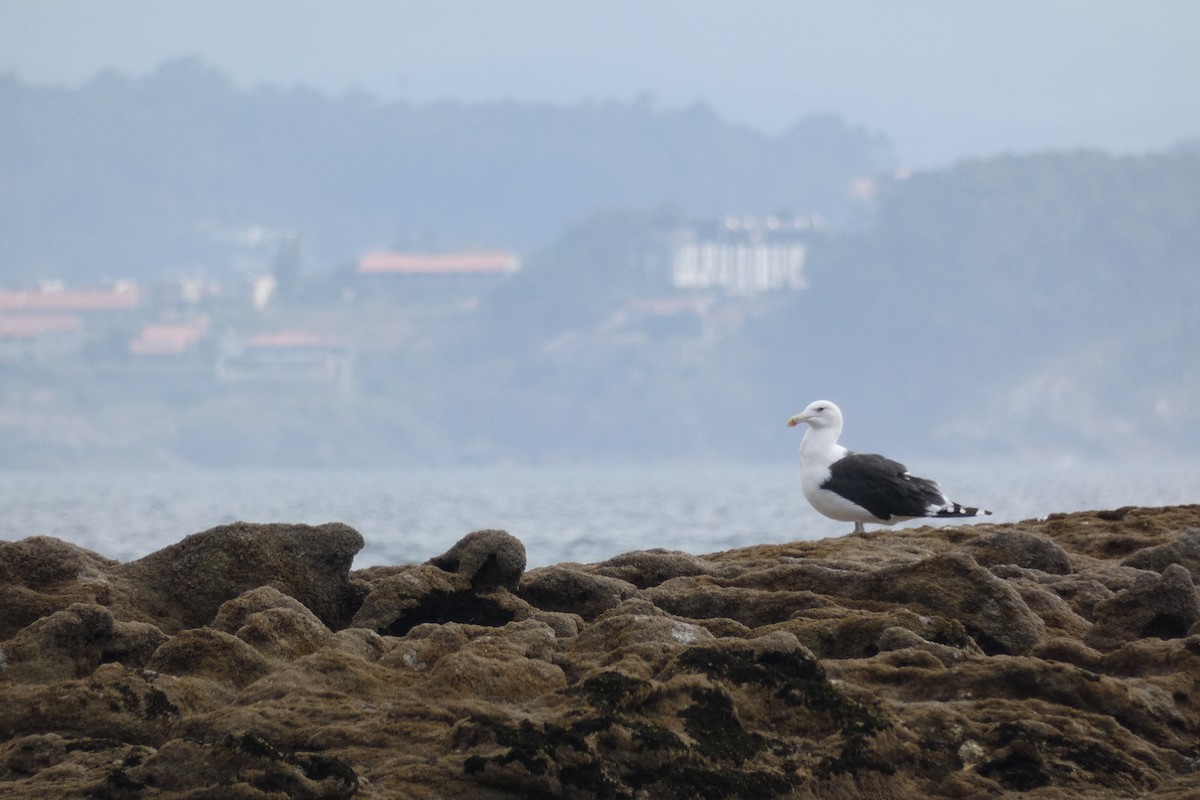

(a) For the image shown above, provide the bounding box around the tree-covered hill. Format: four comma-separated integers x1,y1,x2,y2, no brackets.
2,58,1197,466
351,145,1200,465
711,147,1200,458
0,58,892,281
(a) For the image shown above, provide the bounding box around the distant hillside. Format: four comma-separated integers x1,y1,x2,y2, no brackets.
0,58,893,282
2,61,1197,467
352,144,1200,465
711,148,1200,458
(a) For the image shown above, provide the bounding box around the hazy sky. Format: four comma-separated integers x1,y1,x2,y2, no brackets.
2,0,1198,168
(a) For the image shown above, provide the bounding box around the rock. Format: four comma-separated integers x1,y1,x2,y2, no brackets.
568,599,717,673
121,521,365,633
1,603,114,682
109,732,358,800
702,552,1043,655
351,531,540,637
739,553,1042,655
426,528,526,591
106,619,171,670
213,586,333,660
592,548,722,588
4,504,1200,798
1102,634,1200,678
0,537,118,640
644,579,833,628
324,627,391,662
773,605,978,660
876,624,972,667
382,618,558,676
1,602,167,683
351,563,533,636
963,529,1074,574
233,606,332,661
1085,563,1200,650
458,629,895,800
0,535,114,588
0,663,181,746
519,565,638,619
352,564,457,631
528,610,583,637
145,627,273,688
1122,528,1200,581
868,553,1046,655
1004,578,1093,639
1038,574,1117,621
1031,635,1104,671
2,733,69,777
212,585,322,633
422,622,567,703
825,654,1190,791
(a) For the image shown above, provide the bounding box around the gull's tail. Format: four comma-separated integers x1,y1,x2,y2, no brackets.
931,502,991,519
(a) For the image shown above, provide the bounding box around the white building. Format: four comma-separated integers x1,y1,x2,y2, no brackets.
670,216,815,295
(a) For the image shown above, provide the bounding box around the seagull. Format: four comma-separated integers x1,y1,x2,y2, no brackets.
787,400,990,534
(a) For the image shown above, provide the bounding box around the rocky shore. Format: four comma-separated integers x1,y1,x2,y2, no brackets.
2,505,1200,799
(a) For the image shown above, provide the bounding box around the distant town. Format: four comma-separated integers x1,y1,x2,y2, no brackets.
0,215,819,391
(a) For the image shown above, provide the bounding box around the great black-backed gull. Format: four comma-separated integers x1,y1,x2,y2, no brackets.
787,400,990,534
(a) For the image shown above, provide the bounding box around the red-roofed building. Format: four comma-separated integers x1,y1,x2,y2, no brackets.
216,330,354,386
0,284,140,363
0,313,84,363
0,314,82,338
0,284,140,312
354,250,520,301
129,317,211,356
357,250,520,275
243,331,331,348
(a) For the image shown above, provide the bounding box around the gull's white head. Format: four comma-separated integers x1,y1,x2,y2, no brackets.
787,400,843,430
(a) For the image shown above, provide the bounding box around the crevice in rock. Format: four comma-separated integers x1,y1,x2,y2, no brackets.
378,589,516,637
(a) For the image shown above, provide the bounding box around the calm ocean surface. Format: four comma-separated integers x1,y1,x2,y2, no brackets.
1,460,1197,569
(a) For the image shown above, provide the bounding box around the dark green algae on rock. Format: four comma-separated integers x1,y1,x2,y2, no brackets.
458,629,890,799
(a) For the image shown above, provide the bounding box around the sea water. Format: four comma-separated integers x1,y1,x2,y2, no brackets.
1,460,1197,569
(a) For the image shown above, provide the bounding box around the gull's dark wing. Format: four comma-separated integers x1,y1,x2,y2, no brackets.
823,452,946,521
